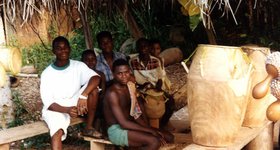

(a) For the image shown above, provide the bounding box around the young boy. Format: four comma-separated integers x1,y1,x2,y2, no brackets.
81,49,106,93
150,39,162,58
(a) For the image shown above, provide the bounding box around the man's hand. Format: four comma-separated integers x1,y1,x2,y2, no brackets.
149,128,167,145
77,99,88,116
67,106,78,118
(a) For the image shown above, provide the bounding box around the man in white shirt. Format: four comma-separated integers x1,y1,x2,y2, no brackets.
40,36,101,150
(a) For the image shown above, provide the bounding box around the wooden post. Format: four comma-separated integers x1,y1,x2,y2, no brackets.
0,143,10,150
90,141,105,150
245,122,273,150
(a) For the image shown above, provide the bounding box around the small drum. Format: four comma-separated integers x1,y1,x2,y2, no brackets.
143,89,166,128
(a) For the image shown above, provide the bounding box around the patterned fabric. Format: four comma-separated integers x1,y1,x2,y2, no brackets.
96,52,126,82
129,54,171,94
127,81,142,119
130,56,160,70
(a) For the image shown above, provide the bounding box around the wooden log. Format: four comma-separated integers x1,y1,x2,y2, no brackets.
159,47,183,66
244,122,273,150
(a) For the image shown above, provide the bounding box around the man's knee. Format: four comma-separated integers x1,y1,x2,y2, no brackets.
52,129,64,139
89,88,99,96
148,136,161,148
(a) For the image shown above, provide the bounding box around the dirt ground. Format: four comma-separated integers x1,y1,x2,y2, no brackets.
9,63,189,150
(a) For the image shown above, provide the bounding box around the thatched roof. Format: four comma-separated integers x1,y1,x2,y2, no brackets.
2,0,241,28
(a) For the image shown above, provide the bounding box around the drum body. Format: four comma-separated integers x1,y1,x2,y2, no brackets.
242,46,276,127
187,44,252,147
0,47,22,75
144,94,166,119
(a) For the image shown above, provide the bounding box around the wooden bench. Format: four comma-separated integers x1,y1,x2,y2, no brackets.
184,121,274,150
83,132,193,150
0,117,85,150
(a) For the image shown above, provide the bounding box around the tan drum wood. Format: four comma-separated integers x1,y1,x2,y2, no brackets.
187,44,252,147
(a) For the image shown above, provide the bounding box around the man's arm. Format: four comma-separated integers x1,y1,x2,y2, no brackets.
80,76,100,97
77,75,100,115
48,103,78,117
108,91,156,134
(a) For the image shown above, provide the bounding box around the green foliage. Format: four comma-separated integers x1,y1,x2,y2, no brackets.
89,14,131,53
21,44,54,74
189,14,201,31
131,4,162,40
24,134,50,149
69,29,86,60
47,22,59,40
7,92,28,128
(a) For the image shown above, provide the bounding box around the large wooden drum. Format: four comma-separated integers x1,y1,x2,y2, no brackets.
187,44,252,147
0,47,22,75
241,46,276,127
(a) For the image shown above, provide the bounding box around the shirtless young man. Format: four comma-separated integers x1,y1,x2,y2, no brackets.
103,59,173,149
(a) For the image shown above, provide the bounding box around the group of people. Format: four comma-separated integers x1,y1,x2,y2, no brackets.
40,31,175,150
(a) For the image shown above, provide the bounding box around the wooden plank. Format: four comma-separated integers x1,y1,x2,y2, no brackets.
0,143,9,150
90,141,106,150
244,123,273,150
0,117,84,145
83,136,112,145
184,121,272,150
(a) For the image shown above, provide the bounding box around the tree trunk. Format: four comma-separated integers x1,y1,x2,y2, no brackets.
205,27,217,45
248,0,254,32
115,0,143,39
79,2,93,50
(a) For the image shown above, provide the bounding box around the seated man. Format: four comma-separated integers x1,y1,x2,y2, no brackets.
40,36,101,150
95,31,127,86
129,38,175,129
103,59,173,149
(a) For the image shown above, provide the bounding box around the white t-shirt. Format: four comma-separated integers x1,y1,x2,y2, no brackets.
40,59,99,140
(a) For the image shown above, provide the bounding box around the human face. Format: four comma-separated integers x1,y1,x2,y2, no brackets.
83,53,97,69
113,65,131,85
53,41,70,61
138,41,150,56
152,43,161,57
99,37,113,54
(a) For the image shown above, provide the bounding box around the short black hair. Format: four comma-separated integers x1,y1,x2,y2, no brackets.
136,37,150,51
150,38,161,45
81,49,96,61
96,31,113,44
52,36,70,50
112,59,129,72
